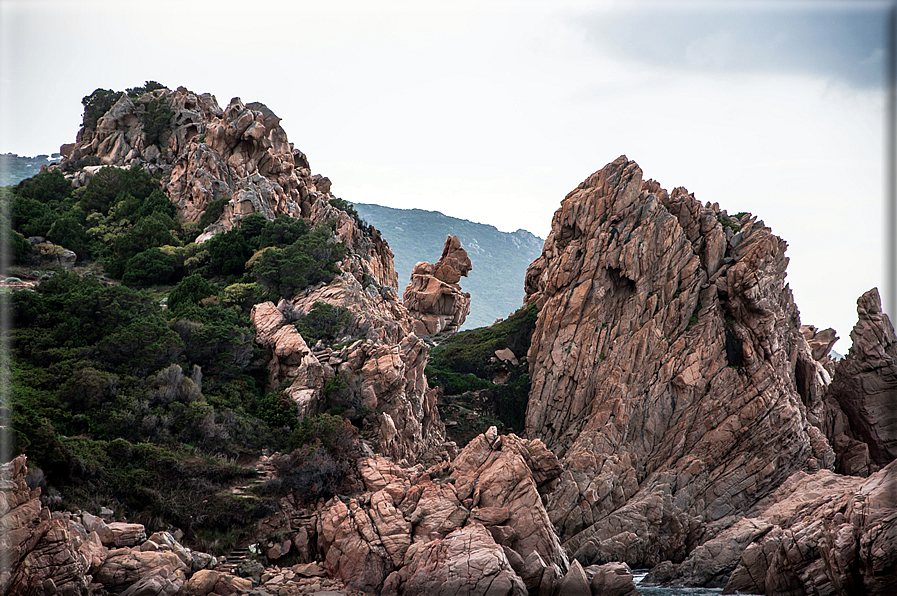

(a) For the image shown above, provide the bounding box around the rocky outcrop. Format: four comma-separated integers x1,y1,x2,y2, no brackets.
523,156,834,568
723,461,895,595
0,455,234,595
57,86,397,289
824,288,897,476
801,325,839,368
251,272,447,463
403,235,472,335
263,428,565,594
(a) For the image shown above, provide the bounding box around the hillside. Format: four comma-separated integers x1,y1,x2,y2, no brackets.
351,202,543,329
0,152,61,186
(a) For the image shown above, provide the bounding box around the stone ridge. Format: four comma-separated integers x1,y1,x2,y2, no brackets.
56,85,397,290
523,155,835,567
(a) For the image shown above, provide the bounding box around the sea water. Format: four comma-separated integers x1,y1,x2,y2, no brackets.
632,570,726,595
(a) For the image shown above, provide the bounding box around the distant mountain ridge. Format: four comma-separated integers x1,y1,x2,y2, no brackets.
351,202,544,330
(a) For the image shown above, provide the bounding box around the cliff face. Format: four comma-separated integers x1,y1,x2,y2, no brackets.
824,288,897,475
59,86,397,289
523,156,834,567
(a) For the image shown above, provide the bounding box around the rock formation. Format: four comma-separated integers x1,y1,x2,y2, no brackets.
57,85,397,289
648,459,897,596
58,83,448,466
251,271,448,463
523,156,835,568
261,428,575,595
403,235,472,335
823,288,897,476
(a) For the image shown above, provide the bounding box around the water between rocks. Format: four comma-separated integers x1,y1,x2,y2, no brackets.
632,570,725,595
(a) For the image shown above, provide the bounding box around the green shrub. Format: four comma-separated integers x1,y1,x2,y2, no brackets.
255,392,298,429
250,226,345,299
295,302,352,345
126,81,167,99
121,247,181,286
199,196,229,229
141,96,174,147
167,274,216,316
16,169,72,204
81,88,120,129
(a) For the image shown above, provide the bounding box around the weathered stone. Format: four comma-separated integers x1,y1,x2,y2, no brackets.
523,156,834,568
825,288,897,474
403,235,472,335
557,559,591,596
384,524,526,596
587,562,639,596
722,460,897,596
94,549,187,593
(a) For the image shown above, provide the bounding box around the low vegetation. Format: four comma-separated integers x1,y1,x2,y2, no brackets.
5,161,351,551
426,304,539,439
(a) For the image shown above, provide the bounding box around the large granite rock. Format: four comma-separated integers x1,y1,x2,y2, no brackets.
824,288,897,476
0,456,110,596
403,235,472,335
722,460,896,595
523,156,834,567
383,523,527,596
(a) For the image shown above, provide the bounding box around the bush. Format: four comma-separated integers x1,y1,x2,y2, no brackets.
121,247,181,286
295,302,352,345
16,169,71,204
141,96,174,147
255,392,298,429
199,196,229,229
126,81,167,99
250,226,345,299
81,88,120,129
167,274,216,316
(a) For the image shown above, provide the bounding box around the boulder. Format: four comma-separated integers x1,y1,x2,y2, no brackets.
94,549,187,594
383,523,526,596
723,460,897,596
403,235,472,335
587,562,639,596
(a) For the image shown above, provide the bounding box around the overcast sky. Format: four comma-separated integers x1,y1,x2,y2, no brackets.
0,0,892,352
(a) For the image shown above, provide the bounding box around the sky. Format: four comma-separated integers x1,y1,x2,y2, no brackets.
0,0,892,352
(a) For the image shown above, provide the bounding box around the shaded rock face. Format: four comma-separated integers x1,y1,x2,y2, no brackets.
523,156,833,567
57,86,397,289
267,429,566,594
403,235,472,335
824,288,897,476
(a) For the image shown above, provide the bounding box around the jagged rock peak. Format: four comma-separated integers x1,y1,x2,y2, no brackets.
402,235,472,335
523,155,834,568
55,84,398,289
824,287,897,473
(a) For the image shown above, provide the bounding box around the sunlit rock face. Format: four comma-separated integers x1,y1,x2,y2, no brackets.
403,234,472,335
523,155,834,567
